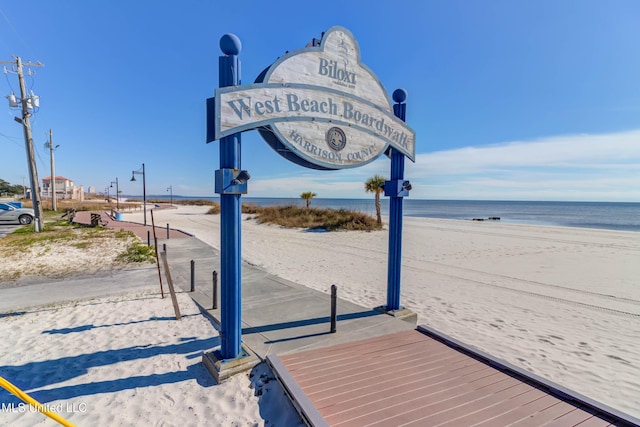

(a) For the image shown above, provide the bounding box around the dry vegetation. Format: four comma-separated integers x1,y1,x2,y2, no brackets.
204,202,380,231
239,204,381,231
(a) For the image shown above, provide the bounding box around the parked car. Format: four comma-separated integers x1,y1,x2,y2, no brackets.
0,203,35,224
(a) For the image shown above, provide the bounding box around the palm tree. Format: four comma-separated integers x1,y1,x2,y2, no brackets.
300,191,317,209
365,175,386,225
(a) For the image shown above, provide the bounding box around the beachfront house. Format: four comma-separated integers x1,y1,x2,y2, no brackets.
42,176,84,201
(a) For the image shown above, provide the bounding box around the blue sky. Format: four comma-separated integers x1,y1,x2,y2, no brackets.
1,1,639,201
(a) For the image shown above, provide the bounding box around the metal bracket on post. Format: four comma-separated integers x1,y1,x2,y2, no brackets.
383,179,412,198
214,169,250,195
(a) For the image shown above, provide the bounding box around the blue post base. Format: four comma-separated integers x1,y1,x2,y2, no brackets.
202,345,260,383
374,305,418,325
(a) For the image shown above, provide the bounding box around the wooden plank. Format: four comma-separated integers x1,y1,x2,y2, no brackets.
150,209,165,298
327,377,529,426
267,354,329,427
311,362,494,410
160,251,181,320
315,364,498,412
473,398,576,427
294,347,459,390
433,391,556,427
417,325,638,426
289,342,448,382
321,369,509,423
308,354,489,400
280,329,421,366
273,329,636,427
541,409,599,427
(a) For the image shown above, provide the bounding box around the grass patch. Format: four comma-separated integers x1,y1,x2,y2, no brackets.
116,241,156,263
72,241,92,249
115,229,133,239
243,205,381,231
5,228,77,248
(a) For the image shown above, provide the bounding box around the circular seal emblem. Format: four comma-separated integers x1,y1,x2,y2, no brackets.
326,127,347,151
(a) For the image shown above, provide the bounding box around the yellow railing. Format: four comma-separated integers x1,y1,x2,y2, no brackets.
0,375,76,427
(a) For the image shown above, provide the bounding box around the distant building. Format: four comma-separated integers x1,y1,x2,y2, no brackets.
42,176,84,201
87,186,96,194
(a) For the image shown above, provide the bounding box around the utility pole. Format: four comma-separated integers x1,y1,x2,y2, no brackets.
2,56,45,230
45,129,60,211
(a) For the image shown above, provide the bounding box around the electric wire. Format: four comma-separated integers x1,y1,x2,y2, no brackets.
0,131,23,148
4,69,16,94
0,5,33,58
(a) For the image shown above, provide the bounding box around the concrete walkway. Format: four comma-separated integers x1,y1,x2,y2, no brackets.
42,211,415,359
160,235,415,358
0,266,159,313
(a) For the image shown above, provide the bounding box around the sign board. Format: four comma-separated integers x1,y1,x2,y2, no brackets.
210,27,415,170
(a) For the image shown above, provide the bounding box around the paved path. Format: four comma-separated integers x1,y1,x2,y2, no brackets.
160,236,415,357
0,224,20,238
73,210,191,240
0,266,159,313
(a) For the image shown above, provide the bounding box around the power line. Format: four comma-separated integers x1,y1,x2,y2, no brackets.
0,131,24,147
0,6,32,56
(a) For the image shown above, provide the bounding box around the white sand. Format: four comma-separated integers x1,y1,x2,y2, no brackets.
2,205,638,424
132,205,640,419
0,289,303,426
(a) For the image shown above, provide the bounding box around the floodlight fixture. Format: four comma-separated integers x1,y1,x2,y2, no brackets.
231,170,251,185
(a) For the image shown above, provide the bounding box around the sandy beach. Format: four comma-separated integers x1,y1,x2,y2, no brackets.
131,205,640,419
0,288,304,426
2,204,639,425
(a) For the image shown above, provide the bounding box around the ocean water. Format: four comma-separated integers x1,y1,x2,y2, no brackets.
145,195,640,232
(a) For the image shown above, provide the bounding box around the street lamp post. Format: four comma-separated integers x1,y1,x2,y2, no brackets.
110,177,119,211
167,185,172,206
130,163,146,226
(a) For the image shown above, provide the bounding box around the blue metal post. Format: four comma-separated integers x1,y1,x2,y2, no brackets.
386,89,408,311
218,34,242,359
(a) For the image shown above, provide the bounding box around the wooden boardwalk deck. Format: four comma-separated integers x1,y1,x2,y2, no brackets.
268,326,638,427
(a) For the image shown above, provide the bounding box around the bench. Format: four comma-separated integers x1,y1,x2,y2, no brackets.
90,213,108,227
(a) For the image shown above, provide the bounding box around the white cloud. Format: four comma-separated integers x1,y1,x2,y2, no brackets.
401,129,640,201
410,130,640,177
240,129,640,202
